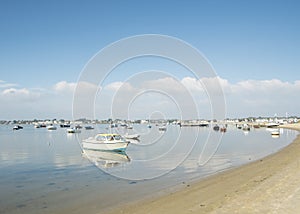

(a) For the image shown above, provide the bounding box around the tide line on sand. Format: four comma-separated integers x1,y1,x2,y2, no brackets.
106,123,300,214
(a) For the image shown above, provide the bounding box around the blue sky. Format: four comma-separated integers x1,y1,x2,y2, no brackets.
0,0,300,119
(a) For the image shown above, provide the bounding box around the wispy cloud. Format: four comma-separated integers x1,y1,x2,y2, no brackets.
0,77,300,119
0,80,18,88
1,88,41,102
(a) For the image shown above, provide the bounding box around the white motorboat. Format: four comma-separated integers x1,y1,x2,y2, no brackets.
13,125,23,130
60,124,71,128
158,125,167,131
265,122,279,128
242,124,250,131
124,133,140,140
270,128,280,136
82,133,130,152
34,124,42,128
67,127,81,133
126,124,133,129
47,125,57,130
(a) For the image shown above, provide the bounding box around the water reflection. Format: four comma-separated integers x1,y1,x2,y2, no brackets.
82,149,130,168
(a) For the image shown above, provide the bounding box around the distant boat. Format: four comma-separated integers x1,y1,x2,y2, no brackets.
265,122,279,128
199,121,210,127
242,124,250,131
82,133,129,152
180,120,209,127
75,125,82,129
124,133,140,140
67,127,81,133
13,125,23,130
147,124,152,128
60,124,71,128
271,129,280,136
126,124,133,129
158,125,167,131
110,123,118,128
253,124,260,128
85,125,94,130
220,127,227,132
34,124,42,128
236,124,243,129
213,125,220,131
47,125,57,130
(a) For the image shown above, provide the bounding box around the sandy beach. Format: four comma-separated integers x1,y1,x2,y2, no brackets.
106,123,300,214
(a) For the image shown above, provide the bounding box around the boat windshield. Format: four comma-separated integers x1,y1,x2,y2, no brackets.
95,135,107,141
113,135,123,141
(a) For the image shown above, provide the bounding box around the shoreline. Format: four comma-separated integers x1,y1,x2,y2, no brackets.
105,124,300,214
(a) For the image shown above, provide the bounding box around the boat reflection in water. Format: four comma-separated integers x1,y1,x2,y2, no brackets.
82,149,130,168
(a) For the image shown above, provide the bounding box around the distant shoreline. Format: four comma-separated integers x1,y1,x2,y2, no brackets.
105,123,300,214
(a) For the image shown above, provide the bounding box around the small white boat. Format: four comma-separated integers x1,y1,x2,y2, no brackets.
34,124,42,128
13,125,23,130
47,125,57,130
124,133,140,140
82,133,129,152
60,124,71,128
126,124,133,129
158,125,167,131
265,122,279,128
67,127,81,133
271,129,280,136
242,124,250,131
110,123,118,128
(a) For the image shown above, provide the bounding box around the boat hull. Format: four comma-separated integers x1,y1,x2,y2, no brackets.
82,141,129,152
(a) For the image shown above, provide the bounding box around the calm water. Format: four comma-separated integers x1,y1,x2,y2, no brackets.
0,124,298,214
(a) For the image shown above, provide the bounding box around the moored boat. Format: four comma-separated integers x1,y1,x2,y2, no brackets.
236,124,243,129
47,125,57,130
242,124,250,131
265,122,279,128
85,125,94,130
67,127,81,133
13,125,23,130
126,124,133,129
253,124,260,128
270,128,280,136
82,133,130,152
60,124,71,128
158,125,167,131
271,130,280,135
220,127,227,132
124,133,140,140
213,125,220,131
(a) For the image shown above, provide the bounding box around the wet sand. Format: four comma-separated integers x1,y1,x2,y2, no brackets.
106,123,300,214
